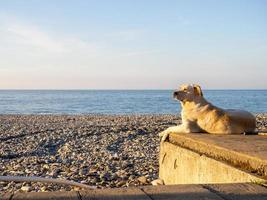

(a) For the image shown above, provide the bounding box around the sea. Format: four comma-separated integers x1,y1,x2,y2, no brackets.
0,90,266,114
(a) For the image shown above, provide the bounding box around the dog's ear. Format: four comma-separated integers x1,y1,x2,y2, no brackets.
193,84,203,96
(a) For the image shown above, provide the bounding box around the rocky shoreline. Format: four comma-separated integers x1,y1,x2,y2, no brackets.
0,114,267,194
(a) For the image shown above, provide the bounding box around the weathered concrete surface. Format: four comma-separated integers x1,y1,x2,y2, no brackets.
169,133,267,178
1,193,13,200
159,142,265,184
141,184,224,200
3,184,267,200
159,133,267,185
3,191,79,200
80,187,151,200
203,183,267,200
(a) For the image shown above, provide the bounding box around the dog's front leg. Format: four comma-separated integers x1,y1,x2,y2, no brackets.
159,125,189,142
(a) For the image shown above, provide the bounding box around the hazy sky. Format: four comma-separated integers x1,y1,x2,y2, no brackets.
0,0,266,89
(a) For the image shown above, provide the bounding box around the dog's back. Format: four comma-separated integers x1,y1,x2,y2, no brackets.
225,109,256,134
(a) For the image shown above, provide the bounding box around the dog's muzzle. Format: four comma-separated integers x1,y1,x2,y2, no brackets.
173,91,180,99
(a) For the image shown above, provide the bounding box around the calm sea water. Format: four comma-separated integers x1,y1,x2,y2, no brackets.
0,90,266,114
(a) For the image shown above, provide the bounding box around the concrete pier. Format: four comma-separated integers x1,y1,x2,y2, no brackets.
159,133,267,184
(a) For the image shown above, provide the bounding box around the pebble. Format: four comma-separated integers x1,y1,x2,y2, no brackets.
41,186,47,192
21,186,32,192
137,176,148,184
151,179,164,186
116,181,126,187
79,168,88,176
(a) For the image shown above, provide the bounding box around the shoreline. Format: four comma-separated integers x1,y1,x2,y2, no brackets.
0,114,267,193
0,112,266,115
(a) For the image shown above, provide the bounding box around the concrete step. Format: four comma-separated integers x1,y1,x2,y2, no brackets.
2,183,267,200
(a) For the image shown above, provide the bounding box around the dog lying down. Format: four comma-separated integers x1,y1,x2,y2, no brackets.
160,84,256,141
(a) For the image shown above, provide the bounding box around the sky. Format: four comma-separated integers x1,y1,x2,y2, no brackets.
0,0,266,89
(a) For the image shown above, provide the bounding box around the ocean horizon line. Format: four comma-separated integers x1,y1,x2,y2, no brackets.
0,89,266,91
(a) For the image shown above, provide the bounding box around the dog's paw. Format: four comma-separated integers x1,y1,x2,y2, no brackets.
159,130,170,142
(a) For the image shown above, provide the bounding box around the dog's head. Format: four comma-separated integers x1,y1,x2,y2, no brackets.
173,84,203,103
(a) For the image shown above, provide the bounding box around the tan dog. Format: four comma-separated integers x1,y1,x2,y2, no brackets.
160,84,256,141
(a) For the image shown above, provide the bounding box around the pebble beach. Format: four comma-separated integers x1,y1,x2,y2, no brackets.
0,114,267,194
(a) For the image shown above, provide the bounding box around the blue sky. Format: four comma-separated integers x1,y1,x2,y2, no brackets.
0,0,266,89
